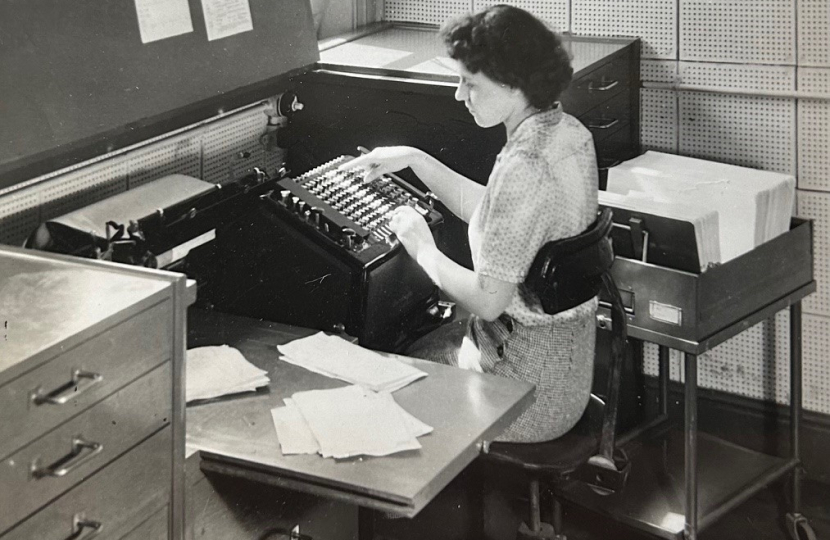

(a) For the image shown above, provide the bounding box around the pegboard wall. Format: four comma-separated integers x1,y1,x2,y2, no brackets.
473,1,569,32
382,0,830,417
0,102,282,247
384,0,471,25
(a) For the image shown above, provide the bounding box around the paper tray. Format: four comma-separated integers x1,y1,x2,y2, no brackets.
603,218,814,353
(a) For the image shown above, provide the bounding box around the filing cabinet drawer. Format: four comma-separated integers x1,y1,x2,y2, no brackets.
0,299,172,459
0,362,172,534
579,90,633,143
562,53,632,118
3,426,172,540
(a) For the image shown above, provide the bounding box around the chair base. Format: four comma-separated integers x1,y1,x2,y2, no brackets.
517,521,564,540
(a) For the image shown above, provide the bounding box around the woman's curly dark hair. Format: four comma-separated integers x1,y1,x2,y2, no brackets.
440,5,573,110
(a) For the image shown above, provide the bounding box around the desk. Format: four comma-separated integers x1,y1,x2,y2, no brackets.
185,308,534,536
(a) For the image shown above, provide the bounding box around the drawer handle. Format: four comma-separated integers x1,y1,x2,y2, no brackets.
589,79,620,92
31,437,104,479
587,118,620,130
31,369,103,406
67,514,103,540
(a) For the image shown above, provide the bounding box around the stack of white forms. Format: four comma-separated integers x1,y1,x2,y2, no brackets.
185,345,271,402
277,332,427,392
604,152,795,269
271,385,433,458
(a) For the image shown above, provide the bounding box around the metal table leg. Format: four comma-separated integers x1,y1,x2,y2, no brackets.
684,352,698,540
786,302,817,540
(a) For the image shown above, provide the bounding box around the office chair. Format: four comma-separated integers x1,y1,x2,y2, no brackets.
480,208,631,540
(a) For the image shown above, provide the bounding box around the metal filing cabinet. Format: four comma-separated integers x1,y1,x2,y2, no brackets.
0,245,189,539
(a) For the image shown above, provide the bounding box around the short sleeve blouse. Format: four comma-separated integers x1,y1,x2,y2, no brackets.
468,105,599,326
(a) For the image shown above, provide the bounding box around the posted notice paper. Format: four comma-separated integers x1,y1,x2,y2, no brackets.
201,0,254,41
135,0,194,44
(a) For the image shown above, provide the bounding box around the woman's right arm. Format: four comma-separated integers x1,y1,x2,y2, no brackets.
346,146,485,223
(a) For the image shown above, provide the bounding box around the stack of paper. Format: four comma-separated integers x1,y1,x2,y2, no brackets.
271,385,432,458
606,152,795,265
278,333,427,392
186,345,270,402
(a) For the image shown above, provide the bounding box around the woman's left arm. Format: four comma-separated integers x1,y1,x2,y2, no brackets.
389,206,515,321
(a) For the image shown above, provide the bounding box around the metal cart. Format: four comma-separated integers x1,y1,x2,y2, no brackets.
565,215,817,540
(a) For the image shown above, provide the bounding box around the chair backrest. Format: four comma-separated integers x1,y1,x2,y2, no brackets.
525,208,615,315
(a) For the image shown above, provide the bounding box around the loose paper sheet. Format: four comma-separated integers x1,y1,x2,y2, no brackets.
135,0,194,44
201,0,254,41
186,344,270,402
271,386,432,459
278,333,427,392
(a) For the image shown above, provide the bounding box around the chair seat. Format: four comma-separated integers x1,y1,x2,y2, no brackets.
481,395,605,477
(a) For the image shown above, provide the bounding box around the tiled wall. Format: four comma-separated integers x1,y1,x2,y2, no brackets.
384,0,830,415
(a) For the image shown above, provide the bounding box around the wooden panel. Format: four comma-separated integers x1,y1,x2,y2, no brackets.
0,363,171,533
0,300,172,459
0,0,318,189
121,506,169,540
4,427,172,540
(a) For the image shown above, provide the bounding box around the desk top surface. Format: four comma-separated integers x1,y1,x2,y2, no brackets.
318,24,637,82
186,308,534,516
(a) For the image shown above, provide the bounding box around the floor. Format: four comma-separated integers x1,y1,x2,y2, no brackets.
558,476,830,540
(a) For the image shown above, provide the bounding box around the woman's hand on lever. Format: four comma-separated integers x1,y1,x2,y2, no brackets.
387,206,436,261
342,146,422,183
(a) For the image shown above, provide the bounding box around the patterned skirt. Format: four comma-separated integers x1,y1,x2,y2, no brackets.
406,299,596,443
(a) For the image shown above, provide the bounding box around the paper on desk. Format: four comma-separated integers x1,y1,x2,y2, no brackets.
186,345,270,402
278,333,427,392
271,385,432,459
271,398,320,455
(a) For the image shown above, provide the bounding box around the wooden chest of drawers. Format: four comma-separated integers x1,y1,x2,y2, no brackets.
0,246,188,539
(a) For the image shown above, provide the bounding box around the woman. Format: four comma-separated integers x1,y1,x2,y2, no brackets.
348,5,598,444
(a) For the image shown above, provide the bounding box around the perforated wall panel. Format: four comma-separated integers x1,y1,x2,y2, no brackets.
0,189,40,247
697,312,791,404
797,191,830,316
797,68,830,191
803,313,830,412
679,92,796,175
40,160,128,222
572,0,676,59
127,133,202,189
384,0,472,25
798,0,830,67
678,62,795,92
679,0,795,64
202,105,270,185
641,60,677,83
641,88,678,153
472,1,569,31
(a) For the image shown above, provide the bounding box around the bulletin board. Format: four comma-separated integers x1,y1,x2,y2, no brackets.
0,0,319,189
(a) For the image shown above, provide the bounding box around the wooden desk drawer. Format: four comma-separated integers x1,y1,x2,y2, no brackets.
0,362,171,534
579,90,632,142
0,300,172,459
563,55,632,118
3,426,172,540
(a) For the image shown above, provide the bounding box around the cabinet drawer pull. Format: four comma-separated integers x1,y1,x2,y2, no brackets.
67,514,103,540
589,79,620,92
31,369,103,406
31,437,104,479
587,118,620,130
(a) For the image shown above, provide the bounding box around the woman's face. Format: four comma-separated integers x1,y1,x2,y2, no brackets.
453,63,528,130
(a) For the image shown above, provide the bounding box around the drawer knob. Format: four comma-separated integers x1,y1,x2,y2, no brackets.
67,514,103,540
31,436,104,479
589,79,620,92
587,118,620,130
30,369,103,406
